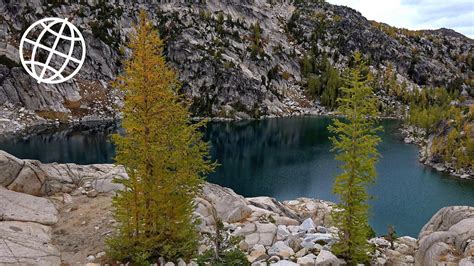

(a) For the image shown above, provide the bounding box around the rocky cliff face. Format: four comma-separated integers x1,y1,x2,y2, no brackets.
289,1,473,91
0,0,472,130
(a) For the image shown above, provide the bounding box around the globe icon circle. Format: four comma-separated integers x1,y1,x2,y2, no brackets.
19,17,86,84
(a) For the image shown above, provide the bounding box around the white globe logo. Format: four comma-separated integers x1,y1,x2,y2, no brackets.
19,17,86,84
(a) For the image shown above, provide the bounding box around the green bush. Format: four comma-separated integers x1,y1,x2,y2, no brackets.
196,218,249,266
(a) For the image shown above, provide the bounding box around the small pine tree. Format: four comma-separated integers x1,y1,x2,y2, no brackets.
107,11,215,263
197,208,250,266
386,225,397,250
328,52,381,264
320,65,341,109
216,12,225,35
302,55,313,77
253,22,261,47
307,74,321,97
250,22,262,59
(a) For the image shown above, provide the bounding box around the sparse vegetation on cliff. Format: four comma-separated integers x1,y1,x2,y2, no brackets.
405,85,473,173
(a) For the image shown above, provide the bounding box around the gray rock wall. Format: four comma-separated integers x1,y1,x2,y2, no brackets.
1,0,471,129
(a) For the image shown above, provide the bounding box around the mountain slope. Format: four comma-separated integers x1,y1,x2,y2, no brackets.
0,0,472,130
289,1,473,90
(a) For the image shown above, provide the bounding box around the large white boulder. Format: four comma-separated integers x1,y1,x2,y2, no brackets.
0,186,58,225
0,150,24,187
315,250,340,265
6,161,46,196
268,241,294,259
0,221,60,265
283,198,335,226
297,255,316,266
300,218,316,233
247,196,299,221
237,222,278,248
301,233,334,249
0,150,126,196
416,206,474,266
200,183,252,223
247,244,268,263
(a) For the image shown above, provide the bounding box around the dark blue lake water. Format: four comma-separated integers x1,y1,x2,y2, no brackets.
1,117,473,237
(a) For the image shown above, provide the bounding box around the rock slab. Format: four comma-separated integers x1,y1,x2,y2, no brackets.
0,221,60,265
0,186,58,225
416,206,474,266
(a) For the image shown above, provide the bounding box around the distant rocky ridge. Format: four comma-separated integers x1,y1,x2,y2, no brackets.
289,1,473,90
0,0,472,134
0,150,473,265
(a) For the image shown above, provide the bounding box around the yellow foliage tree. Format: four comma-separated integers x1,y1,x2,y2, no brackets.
107,11,215,263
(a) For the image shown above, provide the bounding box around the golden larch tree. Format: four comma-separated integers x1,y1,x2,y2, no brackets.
107,11,215,263
329,52,381,264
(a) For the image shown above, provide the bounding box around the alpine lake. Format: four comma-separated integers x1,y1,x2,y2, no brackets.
1,116,473,237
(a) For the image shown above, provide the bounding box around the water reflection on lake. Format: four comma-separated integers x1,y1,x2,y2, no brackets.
1,117,473,237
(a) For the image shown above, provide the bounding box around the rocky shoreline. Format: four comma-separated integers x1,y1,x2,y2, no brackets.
401,125,474,180
0,150,473,265
0,104,329,137
0,102,121,138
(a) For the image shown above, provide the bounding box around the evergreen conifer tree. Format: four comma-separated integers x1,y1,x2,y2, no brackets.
328,52,381,264
107,11,215,263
